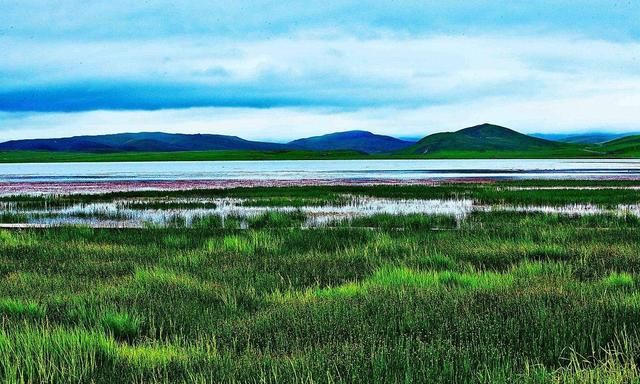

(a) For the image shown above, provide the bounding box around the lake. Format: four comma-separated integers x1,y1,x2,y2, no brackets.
1,159,639,183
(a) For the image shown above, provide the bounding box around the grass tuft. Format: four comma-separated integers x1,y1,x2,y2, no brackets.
0,298,45,319
602,272,634,289
101,312,142,340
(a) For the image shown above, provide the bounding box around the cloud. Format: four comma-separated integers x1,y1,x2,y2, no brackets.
1,34,639,114
3,1,640,40
1,1,639,138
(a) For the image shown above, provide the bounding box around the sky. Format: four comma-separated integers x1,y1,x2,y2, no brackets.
1,1,639,142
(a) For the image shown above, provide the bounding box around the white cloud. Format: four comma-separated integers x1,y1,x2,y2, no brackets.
1,32,639,138
2,33,639,95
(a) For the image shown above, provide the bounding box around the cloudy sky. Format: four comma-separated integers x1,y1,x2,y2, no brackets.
1,1,639,142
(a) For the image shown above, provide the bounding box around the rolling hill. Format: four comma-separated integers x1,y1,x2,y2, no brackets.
0,132,288,152
591,135,640,156
403,123,572,155
289,130,415,154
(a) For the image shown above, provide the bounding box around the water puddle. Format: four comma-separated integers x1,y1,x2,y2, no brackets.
1,196,638,228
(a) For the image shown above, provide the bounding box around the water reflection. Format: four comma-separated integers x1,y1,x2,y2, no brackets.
1,196,639,228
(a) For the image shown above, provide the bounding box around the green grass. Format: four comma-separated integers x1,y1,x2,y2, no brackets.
101,312,142,340
0,298,45,319
1,142,639,163
591,135,640,157
602,272,635,290
0,212,29,223
0,149,368,163
4,184,640,381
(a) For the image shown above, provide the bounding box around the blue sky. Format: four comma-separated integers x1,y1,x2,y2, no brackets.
1,1,639,141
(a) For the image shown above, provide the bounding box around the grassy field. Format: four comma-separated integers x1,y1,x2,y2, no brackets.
594,135,640,157
0,146,633,163
0,150,368,163
3,183,640,382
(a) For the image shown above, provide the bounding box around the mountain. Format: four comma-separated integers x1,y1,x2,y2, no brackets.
288,130,415,154
0,132,288,152
532,132,631,144
403,123,568,155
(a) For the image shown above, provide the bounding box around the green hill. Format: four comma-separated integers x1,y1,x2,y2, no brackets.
404,123,565,154
400,123,596,158
590,135,640,156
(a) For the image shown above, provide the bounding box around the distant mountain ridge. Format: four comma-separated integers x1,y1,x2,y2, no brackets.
288,130,415,154
532,132,633,144
0,130,416,154
0,132,288,153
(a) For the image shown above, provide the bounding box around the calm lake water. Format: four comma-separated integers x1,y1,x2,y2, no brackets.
1,159,639,182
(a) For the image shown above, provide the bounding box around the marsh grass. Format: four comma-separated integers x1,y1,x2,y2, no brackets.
0,212,29,223
101,312,142,340
7,179,640,207
603,272,634,290
0,298,45,319
3,183,640,382
247,210,306,228
341,213,457,229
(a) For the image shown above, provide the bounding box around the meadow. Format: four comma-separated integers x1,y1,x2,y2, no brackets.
0,149,612,163
2,182,640,382
0,141,638,163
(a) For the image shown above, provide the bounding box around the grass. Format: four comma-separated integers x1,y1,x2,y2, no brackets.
8,180,640,210
101,312,142,340
3,183,640,381
0,149,368,163
1,141,640,163
592,135,640,157
603,272,635,289
0,212,29,223
0,298,45,319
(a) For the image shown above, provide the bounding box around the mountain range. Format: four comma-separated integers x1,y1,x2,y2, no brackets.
0,132,288,153
0,130,415,154
1,123,640,158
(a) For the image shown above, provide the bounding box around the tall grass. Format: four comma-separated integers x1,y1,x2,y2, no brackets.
2,183,640,382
